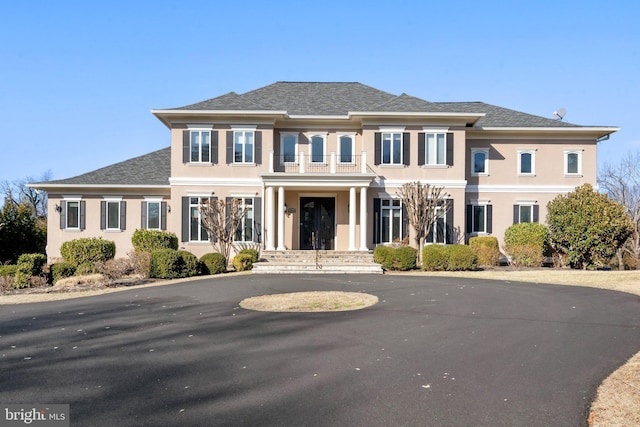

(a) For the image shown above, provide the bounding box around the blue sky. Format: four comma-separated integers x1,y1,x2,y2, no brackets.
1,0,638,188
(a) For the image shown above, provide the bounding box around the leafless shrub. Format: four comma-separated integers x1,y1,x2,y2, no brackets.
128,251,151,278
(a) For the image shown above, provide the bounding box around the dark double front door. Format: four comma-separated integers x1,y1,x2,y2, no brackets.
300,197,335,250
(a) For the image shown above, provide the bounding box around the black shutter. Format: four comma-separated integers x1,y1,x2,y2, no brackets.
141,201,148,228
183,131,190,163
226,197,233,237
181,197,189,242
373,198,381,244
208,197,217,242
120,201,126,231
161,202,167,230
533,204,539,223
60,201,67,229
402,202,409,240
255,131,262,165
418,133,425,166
466,204,473,233
226,131,234,164
211,131,219,164
274,134,282,171
486,205,493,234
253,197,262,243
402,132,410,166
446,133,454,166
80,201,86,230
100,201,106,230
446,199,454,244
374,133,381,165
513,205,520,224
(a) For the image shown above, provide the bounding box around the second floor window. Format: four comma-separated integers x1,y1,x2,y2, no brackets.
310,135,325,163
471,149,489,175
281,133,298,163
518,150,536,175
426,132,446,165
565,150,582,175
382,133,402,165
234,130,254,163
339,135,354,163
191,130,211,163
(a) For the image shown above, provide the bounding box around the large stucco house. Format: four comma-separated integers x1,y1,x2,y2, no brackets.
32,82,617,268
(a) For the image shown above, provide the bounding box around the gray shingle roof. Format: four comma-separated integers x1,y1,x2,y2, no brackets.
39,147,170,186
168,81,582,128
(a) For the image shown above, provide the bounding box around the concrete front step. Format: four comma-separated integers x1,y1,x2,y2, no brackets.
252,250,383,274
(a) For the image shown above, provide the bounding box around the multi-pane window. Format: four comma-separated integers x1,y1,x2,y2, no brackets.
427,206,447,244
235,198,254,242
518,150,535,175
518,205,532,223
234,130,254,163
380,199,402,243
310,135,325,163
565,150,582,175
514,204,538,224
281,133,298,163
426,132,446,165
472,205,487,233
189,197,209,242
190,130,211,163
382,133,402,165
106,201,120,230
471,149,489,175
147,202,161,230
66,201,80,229
339,135,354,163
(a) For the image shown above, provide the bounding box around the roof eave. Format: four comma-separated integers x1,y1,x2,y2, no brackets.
477,126,619,138
350,111,485,125
27,183,171,191
151,109,289,127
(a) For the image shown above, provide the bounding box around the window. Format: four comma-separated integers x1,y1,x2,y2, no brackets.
235,198,254,242
234,130,254,163
471,149,489,175
382,133,403,165
147,202,161,229
101,199,125,231
467,203,492,234
339,135,354,163
425,132,446,165
565,150,582,175
514,204,538,224
310,135,325,163
381,199,402,243
426,205,448,244
518,150,536,175
280,133,298,163
189,197,209,242
190,130,211,163
66,201,80,229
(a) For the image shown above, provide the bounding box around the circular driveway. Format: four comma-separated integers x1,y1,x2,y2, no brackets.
1,274,639,426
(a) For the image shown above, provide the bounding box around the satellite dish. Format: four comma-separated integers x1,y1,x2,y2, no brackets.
553,108,567,121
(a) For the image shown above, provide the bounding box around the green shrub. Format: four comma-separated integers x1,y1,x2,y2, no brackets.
51,262,76,284
238,248,260,263
178,250,201,277
374,246,394,270
13,253,48,288
132,229,178,253
0,264,18,277
422,245,477,271
422,245,449,271
392,246,417,271
60,238,115,267
233,253,254,271
504,223,550,267
469,236,501,267
150,249,183,279
75,262,97,276
447,245,478,271
200,253,227,275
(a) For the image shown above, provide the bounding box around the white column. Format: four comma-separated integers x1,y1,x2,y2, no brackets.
277,186,286,250
349,186,357,251
266,186,275,250
359,186,368,250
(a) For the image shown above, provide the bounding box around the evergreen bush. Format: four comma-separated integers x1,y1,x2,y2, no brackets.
131,229,178,252
150,249,183,279
178,250,201,277
0,265,17,277
232,253,254,271
422,245,449,271
504,223,550,267
238,248,260,263
392,246,417,271
373,246,394,270
51,262,76,284
60,238,115,267
469,236,501,266
447,245,478,271
200,253,227,275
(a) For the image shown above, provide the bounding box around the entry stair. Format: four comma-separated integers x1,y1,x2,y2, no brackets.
252,250,383,274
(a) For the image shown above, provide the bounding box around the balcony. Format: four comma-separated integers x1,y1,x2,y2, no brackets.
268,151,370,174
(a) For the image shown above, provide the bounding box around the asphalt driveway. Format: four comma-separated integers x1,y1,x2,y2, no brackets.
1,274,639,426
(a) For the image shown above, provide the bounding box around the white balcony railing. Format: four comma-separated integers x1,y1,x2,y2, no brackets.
268,151,369,174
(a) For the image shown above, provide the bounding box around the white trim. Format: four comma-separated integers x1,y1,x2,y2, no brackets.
102,196,123,201
516,200,537,205
469,199,490,205
144,196,164,201
471,148,490,176
280,132,299,164
373,179,467,189
230,192,259,198
466,184,579,193
378,126,406,132
62,195,83,200
230,125,257,130
337,133,356,164
186,123,214,130
308,134,327,163
517,149,536,176
564,149,583,176
171,177,262,186
422,126,449,132
479,126,618,133
424,131,448,166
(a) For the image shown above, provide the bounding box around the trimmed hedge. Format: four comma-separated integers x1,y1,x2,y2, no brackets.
422,244,478,271
60,238,115,267
13,253,47,288
178,250,202,277
504,223,550,267
374,245,417,271
0,264,17,277
469,236,501,266
150,249,202,279
238,248,259,263
132,229,178,253
51,262,76,284
200,253,227,275
232,253,254,271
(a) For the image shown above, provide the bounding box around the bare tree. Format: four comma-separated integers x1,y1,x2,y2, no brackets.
2,171,52,219
198,198,248,265
398,181,450,266
599,152,640,269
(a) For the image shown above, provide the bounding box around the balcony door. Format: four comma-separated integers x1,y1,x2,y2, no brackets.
300,197,335,250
